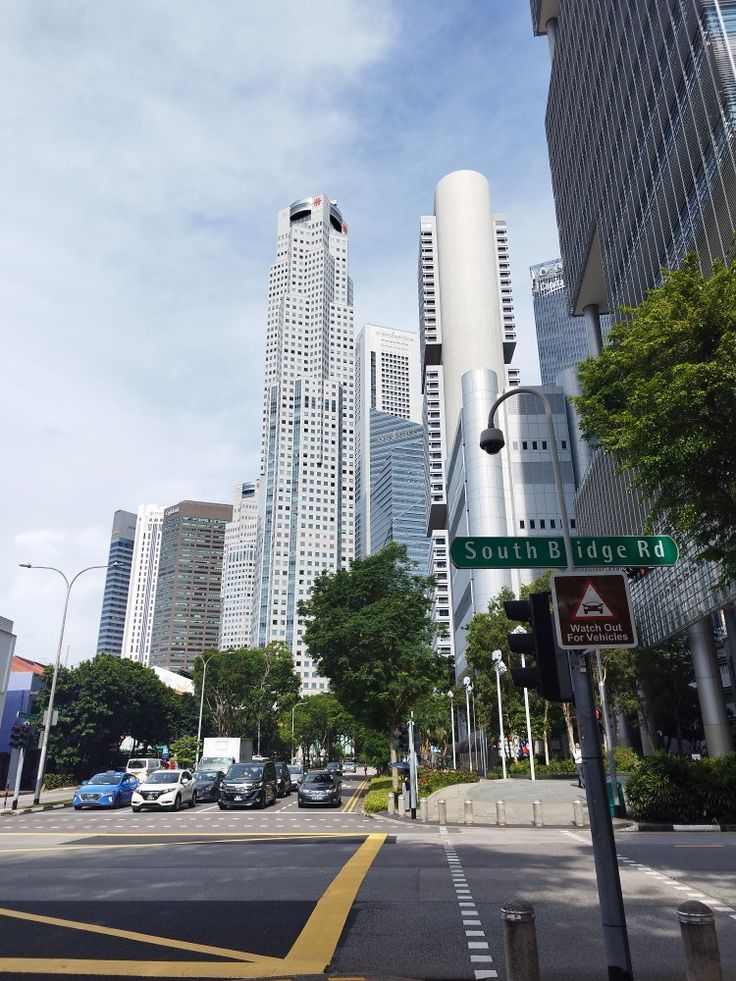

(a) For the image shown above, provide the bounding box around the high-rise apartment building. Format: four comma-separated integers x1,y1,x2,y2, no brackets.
355,324,422,561
531,0,736,753
120,505,164,665
96,510,137,655
149,500,232,673
252,195,354,693
419,170,575,675
219,482,260,651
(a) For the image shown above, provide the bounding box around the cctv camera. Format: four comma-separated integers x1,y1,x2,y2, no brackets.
480,427,505,454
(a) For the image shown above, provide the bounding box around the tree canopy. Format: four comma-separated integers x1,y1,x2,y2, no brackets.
36,654,178,778
195,643,300,739
298,542,445,735
573,253,736,579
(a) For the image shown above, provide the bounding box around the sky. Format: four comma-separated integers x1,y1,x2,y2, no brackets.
2,0,562,667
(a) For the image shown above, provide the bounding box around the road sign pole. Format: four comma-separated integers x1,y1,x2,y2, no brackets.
11,746,25,811
408,714,417,820
569,651,632,980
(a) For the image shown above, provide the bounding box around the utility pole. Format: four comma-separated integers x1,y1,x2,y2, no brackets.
408,713,417,820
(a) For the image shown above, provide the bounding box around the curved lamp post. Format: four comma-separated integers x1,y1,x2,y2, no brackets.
195,652,217,767
19,562,108,804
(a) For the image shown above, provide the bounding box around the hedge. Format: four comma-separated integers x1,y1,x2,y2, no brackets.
363,769,479,813
43,774,76,791
624,752,736,824
364,776,396,813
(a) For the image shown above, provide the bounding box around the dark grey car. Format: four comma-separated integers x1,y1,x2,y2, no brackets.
298,770,341,808
192,769,225,802
218,761,277,809
275,762,292,798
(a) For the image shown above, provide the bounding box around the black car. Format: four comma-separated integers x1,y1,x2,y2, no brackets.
298,770,341,808
218,760,278,810
325,761,343,782
275,762,292,798
192,769,225,802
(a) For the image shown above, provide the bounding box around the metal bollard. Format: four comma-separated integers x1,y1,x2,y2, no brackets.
573,797,586,827
532,799,543,827
420,796,429,823
496,799,506,827
464,799,474,825
438,799,447,824
501,899,540,981
678,901,723,981
387,792,395,816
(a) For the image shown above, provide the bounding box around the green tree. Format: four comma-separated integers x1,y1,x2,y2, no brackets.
636,637,703,755
298,543,445,740
573,253,736,579
194,644,300,742
35,654,178,778
287,692,352,766
169,735,199,769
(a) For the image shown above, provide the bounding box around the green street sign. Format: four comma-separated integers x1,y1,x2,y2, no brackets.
450,535,679,570
16,711,31,720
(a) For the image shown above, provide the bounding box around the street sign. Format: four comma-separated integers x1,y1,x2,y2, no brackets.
450,535,678,569
551,571,638,650
16,711,31,720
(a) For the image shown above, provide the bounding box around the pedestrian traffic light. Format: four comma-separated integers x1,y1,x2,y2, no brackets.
504,591,573,702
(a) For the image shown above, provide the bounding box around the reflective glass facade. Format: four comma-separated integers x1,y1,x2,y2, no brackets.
96,510,136,656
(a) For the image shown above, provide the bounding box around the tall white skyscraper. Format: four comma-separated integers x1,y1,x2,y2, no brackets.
252,195,355,693
120,504,164,665
219,482,260,651
355,324,422,559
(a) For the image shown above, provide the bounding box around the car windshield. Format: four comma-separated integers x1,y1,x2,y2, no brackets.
195,770,219,781
304,773,334,786
288,766,302,775
226,764,263,780
127,760,147,769
86,772,123,786
147,771,180,784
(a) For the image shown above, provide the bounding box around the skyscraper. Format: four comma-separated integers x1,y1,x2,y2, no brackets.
120,504,164,665
355,324,422,561
252,195,354,693
219,482,260,651
531,259,595,386
149,500,232,673
531,0,736,753
96,510,137,655
419,170,575,675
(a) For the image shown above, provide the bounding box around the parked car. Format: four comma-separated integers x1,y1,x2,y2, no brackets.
125,757,164,781
342,760,356,774
298,770,342,808
218,760,278,810
287,764,304,787
73,771,139,810
192,769,225,803
325,761,343,782
131,769,196,812
275,762,292,798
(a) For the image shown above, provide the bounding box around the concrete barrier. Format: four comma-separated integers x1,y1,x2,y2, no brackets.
501,899,540,981
496,799,506,826
678,901,723,981
532,800,543,827
464,799,474,825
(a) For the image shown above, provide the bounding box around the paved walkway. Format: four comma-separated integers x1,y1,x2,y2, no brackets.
395,776,606,827
0,786,74,815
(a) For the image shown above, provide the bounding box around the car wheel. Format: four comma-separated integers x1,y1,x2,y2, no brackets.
298,800,304,808
131,806,141,813
189,791,196,808
113,794,122,809
218,802,228,810
254,791,265,810
73,805,82,811
172,794,181,812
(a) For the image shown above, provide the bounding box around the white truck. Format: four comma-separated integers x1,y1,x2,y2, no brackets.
198,737,253,772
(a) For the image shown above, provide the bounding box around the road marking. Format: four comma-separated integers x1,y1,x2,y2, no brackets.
443,842,497,979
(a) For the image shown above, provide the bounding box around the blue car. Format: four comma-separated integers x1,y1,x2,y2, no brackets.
73,771,139,810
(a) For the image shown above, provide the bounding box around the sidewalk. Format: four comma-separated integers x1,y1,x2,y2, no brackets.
395,776,601,827
0,787,74,816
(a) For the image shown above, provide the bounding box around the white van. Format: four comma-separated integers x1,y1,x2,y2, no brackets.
126,758,164,781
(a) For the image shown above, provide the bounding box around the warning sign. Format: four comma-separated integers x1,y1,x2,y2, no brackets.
551,571,638,649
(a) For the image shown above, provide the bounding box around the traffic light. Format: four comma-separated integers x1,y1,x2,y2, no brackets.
504,591,573,702
625,567,649,582
396,724,409,753
9,722,30,750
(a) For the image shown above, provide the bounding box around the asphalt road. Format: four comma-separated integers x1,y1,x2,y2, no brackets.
0,776,734,980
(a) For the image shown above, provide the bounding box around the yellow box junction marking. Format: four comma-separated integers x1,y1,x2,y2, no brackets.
0,831,387,978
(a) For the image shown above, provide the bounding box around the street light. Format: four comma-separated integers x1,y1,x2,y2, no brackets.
19,562,108,804
491,650,508,779
195,652,217,767
463,675,474,771
447,690,457,770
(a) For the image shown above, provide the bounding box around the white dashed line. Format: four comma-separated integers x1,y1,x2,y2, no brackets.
442,841,497,980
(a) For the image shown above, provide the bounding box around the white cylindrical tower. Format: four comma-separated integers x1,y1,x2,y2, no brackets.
434,170,506,441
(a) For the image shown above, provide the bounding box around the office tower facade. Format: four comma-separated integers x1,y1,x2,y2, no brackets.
120,505,164,665
219,482,260,650
367,410,429,575
355,324,422,560
532,0,736,753
96,510,137,655
252,195,354,693
420,170,576,676
149,500,232,673
531,259,594,386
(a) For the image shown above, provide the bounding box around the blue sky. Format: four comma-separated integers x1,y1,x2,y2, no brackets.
2,1,561,666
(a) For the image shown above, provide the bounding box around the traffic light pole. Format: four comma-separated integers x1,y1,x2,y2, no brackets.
408,715,417,819
11,746,25,811
569,651,632,980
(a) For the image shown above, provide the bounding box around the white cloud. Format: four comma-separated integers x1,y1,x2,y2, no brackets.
2,1,562,665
